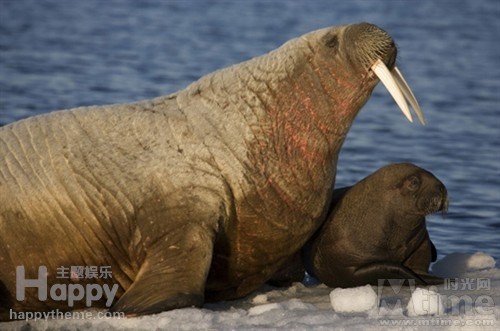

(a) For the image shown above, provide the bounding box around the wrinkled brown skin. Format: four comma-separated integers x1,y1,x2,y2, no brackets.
299,163,448,288
0,23,399,319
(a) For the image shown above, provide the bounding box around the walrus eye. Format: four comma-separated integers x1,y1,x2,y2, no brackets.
406,175,421,191
324,35,339,50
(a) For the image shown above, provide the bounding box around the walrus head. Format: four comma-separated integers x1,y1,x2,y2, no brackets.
304,22,425,125
400,166,449,216
386,163,449,219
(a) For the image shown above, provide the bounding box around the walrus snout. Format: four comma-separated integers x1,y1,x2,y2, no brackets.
421,182,449,216
343,22,426,125
344,22,396,70
437,184,449,214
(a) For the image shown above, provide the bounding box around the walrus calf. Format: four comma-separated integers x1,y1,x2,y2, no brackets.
0,23,425,319
303,163,448,288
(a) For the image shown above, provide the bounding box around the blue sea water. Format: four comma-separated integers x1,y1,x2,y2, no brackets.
0,0,499,260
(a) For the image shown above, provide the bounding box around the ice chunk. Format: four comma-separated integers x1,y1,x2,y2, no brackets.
406,287,444,316
329,285,378,313
467,252,496,270
432,252,496,277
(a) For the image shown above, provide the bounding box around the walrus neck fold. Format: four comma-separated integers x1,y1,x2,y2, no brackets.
176,38,370,219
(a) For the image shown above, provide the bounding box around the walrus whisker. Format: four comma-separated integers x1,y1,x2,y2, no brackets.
391,67,426,125
441,197,449,217
370,59,413,123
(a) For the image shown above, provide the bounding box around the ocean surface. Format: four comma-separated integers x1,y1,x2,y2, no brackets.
1,0,499,260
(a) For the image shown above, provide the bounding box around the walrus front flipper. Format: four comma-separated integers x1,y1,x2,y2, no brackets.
111,224,216,316
353,262,429,286
418,273,444,285
430,240,438,262
0,280,13,321
267,251,305,287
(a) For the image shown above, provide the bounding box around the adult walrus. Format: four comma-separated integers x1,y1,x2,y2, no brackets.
302,163,448,288
0,23,425,318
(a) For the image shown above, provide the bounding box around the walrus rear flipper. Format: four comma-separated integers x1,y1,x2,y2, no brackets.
110,223,216,316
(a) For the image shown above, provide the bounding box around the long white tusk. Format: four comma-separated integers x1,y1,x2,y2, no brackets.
392,66,426,125
371,59,413,123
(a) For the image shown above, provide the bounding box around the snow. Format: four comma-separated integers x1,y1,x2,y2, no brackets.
247,303,281,316
330,285,378,313
251,294,269,304
2,252,499,330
